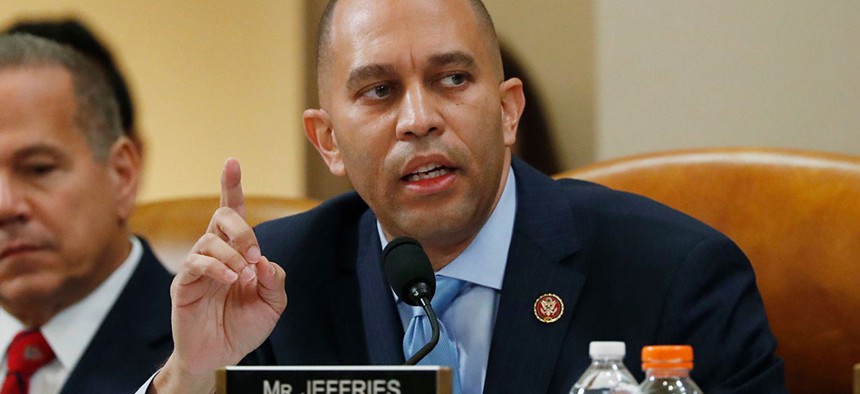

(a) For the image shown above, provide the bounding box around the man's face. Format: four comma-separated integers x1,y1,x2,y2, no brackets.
308,0,524,258
0,66,136,322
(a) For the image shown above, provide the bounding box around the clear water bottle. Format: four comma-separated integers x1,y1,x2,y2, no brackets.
570,341,641,394
638,345,703,394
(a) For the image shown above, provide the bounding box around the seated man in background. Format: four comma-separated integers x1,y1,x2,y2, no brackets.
148,0,785,393
0,34,172,393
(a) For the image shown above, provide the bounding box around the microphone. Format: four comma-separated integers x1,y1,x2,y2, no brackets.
381,237,440,365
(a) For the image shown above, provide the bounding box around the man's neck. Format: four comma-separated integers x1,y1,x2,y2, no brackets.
381,159,514,271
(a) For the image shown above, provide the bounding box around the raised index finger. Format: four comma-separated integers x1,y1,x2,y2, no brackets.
220,157,246,218
215,157,260,265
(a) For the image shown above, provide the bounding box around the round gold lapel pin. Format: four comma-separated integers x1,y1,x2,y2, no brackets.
534,293,564,323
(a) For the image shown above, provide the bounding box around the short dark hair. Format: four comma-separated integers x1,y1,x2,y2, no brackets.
315,0,501,92
5,19,136,138
0,34,123,161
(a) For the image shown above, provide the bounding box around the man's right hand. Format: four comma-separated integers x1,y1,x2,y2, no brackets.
152,158,287,393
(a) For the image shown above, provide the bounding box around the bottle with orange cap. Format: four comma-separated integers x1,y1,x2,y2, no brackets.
638,345,703,394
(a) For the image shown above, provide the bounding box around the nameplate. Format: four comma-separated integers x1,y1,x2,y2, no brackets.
216,365,452,394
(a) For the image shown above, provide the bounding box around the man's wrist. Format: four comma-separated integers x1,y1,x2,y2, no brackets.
151,354,217,394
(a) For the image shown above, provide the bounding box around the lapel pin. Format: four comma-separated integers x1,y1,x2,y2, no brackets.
534,293,564,323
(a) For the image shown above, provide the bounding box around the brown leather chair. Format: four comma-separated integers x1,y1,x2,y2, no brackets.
555,147,860,393
130,196,319,271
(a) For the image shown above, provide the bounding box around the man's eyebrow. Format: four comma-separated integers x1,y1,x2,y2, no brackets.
427,51,476,70
346,64,397,92
13,144,65,161
344,52,477,92
11,143,70,164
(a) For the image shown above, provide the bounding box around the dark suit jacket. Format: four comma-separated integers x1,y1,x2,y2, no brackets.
254,159,785,393
59,238,173,394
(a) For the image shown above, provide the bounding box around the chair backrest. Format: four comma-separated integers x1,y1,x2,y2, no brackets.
130,196,319,272
555,147,860,393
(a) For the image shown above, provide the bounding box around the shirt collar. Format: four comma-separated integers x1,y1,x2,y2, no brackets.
0,236,143,371
378,166,516,291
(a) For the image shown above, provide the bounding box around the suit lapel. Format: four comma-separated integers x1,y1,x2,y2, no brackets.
355,210,406,365
330,159,591,386
61,241,174,393
484,160,588,393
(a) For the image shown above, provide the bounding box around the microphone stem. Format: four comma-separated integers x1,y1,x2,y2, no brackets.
404,296,441,365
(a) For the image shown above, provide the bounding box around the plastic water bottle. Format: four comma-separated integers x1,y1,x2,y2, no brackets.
638,345,703,394
570,341,641,394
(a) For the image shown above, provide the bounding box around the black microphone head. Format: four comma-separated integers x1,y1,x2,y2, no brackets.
382,237,435,306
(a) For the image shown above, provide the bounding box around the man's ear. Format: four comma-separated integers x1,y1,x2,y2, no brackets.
303,108,346,176
107,137,141,223
499,77,525,148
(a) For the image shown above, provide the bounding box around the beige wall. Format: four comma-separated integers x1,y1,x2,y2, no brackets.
489,1,860,169
595,1,860,160
485,0,596,171
1,0,307,203
5,1,858,203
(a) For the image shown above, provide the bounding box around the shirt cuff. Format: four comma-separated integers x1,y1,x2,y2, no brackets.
134,369,159,394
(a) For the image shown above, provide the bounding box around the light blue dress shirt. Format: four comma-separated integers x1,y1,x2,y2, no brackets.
378,167,516,394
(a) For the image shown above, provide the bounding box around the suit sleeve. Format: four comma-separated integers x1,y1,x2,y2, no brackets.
654,233,787,393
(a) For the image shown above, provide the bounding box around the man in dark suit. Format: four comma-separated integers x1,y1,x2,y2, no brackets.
252,157,786,392
150,0,785,393
0,34,172,393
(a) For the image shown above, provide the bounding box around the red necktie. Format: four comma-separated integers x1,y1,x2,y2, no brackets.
2,330,56,394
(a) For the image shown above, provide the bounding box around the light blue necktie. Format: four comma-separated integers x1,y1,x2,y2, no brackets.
403,276,465,394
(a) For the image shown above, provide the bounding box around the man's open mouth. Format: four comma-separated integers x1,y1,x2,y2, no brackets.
403,163,453,182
